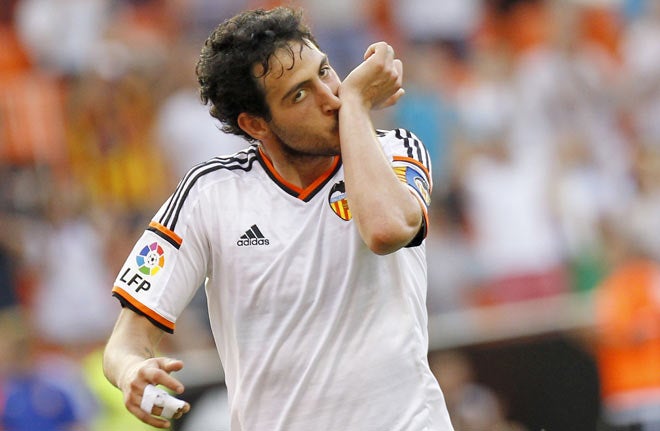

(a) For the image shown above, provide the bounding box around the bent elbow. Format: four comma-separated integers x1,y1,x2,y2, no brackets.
363,219,421,255
365,236,401,255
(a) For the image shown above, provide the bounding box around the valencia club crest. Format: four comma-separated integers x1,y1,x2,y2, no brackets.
328,181,352,221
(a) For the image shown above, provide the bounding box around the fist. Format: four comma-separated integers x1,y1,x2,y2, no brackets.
340,42,404,110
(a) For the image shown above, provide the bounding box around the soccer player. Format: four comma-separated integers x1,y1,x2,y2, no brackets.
103,6,454,430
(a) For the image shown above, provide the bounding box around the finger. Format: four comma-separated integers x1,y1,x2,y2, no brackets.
363,43,378,60
157,357,184,373
140,383,189,418
152,371,185,394
394,59,403,83
172,402,191,419
391,88,406,103
127,402,172,428
376,88,405,110
364,41,390,60
168,401,191,419
385,44,395,61
151,404,189,418
138,359,185,393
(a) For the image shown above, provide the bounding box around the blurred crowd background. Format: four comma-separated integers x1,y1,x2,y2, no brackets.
1,0,660,430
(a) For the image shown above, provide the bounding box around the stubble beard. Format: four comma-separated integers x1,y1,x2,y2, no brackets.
270,118,341,160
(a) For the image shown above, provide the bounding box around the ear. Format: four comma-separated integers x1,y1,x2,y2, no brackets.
237,113,270,142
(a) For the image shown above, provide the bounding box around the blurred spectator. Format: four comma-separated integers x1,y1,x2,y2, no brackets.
20,183,116,347
567,4,633,211
453,31,566,303
0,212,20,311
552,136,610,293
2,374,84,431
620,0,660,149
391,41,461,187
594,248,660,430
13,0,110,76
173,0,246,41
0,1,30,75
622,0,647,22
392,0,483,46
0,55,67,180
459,128,567,304
624,147,660,262
425,192,477,314
65,69,172,212
0,294,94,431
258,0,378,78
154,41,249,179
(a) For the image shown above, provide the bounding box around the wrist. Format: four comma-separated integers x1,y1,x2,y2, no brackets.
116,357,148,392
338,86,372,110
116,364,136,393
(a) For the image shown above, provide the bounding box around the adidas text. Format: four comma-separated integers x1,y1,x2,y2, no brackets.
237,238,270,246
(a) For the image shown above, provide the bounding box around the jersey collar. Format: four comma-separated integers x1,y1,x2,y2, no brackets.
256,146,342,202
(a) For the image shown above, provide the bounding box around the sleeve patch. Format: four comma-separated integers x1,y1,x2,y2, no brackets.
395,166,431,207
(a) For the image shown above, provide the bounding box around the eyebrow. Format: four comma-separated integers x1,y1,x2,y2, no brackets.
280,54,329,103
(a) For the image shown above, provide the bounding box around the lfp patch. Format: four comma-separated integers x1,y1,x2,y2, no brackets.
136,242,165,276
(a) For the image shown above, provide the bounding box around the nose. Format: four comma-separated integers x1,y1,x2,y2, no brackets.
318,81,341,113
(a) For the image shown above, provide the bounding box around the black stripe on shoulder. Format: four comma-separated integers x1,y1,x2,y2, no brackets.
160,152,252,227
394,128,428,167
147,226,181,249
160,146,258,231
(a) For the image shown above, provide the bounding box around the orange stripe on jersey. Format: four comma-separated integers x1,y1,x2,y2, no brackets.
258,146,340,201
112,286,175,331
149,221,182,247
393,156,431,182
258,146,302,193
299,156,340,201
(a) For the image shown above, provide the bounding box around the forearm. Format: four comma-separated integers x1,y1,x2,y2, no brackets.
103,308,188,428
104,338,158,391
339,99,422,254
103,309,163,390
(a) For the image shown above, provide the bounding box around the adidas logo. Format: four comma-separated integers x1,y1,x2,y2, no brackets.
236,224,270,246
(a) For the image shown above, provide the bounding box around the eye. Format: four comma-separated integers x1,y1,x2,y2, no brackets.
319,66,331,78
293,89,307,103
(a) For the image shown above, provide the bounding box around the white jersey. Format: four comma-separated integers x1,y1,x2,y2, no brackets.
112,128,453,430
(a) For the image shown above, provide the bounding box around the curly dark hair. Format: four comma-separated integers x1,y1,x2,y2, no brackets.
196,7,318,142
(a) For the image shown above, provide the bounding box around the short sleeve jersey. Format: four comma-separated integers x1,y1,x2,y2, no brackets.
112,128,454,430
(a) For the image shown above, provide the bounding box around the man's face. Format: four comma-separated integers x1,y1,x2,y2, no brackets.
257,41,342,157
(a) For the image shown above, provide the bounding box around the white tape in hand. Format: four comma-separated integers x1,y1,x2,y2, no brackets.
140,384,186,419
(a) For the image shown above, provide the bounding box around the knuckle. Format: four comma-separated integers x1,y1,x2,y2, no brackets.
129,379,142,392
153,368,170,382
137,366,150,378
